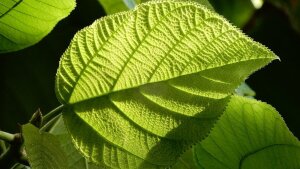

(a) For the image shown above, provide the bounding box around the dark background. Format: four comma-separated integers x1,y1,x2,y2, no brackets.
0,0,299,139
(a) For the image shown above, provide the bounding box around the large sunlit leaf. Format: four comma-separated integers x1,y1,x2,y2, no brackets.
22,124,68,169
0,0,76,53
194,95,300,169
56,1,277,168
49,117,103,169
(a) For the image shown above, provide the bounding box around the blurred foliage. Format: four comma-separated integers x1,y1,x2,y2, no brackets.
267,0,300,33
209,0,256,27
0,0,299,142
97,0,129,14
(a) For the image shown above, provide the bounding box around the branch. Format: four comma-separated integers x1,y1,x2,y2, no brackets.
0,132,28,168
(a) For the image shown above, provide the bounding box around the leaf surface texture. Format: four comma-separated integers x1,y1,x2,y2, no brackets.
50,117,104,169
56,1,277,168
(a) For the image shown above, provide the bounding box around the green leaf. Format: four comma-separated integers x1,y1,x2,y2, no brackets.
194,95,300,169
98,0,214,14
0,0,76,53
208,0,256,27
22,124,68,169
139,0,214,10
171,149,198,169
235,82,256,98
97,0,130,14
49,117,103,169
56,1,277,168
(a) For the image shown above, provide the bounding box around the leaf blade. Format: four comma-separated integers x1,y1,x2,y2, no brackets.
56,1,278,168
193,95,300,169
22,124,68,169
0,0,76,53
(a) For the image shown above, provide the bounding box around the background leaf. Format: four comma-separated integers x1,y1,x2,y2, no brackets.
56,1,276,168
194,95,300,169
97,0,130,14
0,0,76,53
97,0,214,14
267,0,300,33
208,0,257,27
22,124,68,169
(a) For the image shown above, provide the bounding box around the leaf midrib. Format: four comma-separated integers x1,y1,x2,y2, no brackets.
68,57,274,105
66,3,204,103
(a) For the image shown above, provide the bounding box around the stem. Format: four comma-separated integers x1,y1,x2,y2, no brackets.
0,133,28,168
0,131,15,143
42,105,64,126
40,114,62,132
0,140,6,152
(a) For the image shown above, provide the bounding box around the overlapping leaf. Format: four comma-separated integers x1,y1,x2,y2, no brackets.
97,0,132,14
0,0,75,53
194,95,300,169
97,0,213,14
56,1,277,168
22,124,68,169
49,117,104,169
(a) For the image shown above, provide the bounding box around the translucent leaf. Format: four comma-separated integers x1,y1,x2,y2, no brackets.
235,82,256,98
140,0,214,11
171,149,198,169
97,0,130,14
56,1,277,168
49,117,104,169
194,95,300,169
22,124,68,169
0,0,76,53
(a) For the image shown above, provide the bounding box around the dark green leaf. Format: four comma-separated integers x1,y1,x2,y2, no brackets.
194,95,300,169
22,124,68,169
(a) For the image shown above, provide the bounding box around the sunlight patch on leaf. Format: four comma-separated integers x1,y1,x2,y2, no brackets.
55,1,277,168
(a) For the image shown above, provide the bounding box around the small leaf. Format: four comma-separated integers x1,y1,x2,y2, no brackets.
56,1,277,168
22,124,68,169
29,109,43,128
194,95,300,169
0,0,76,53
235,82,256,98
